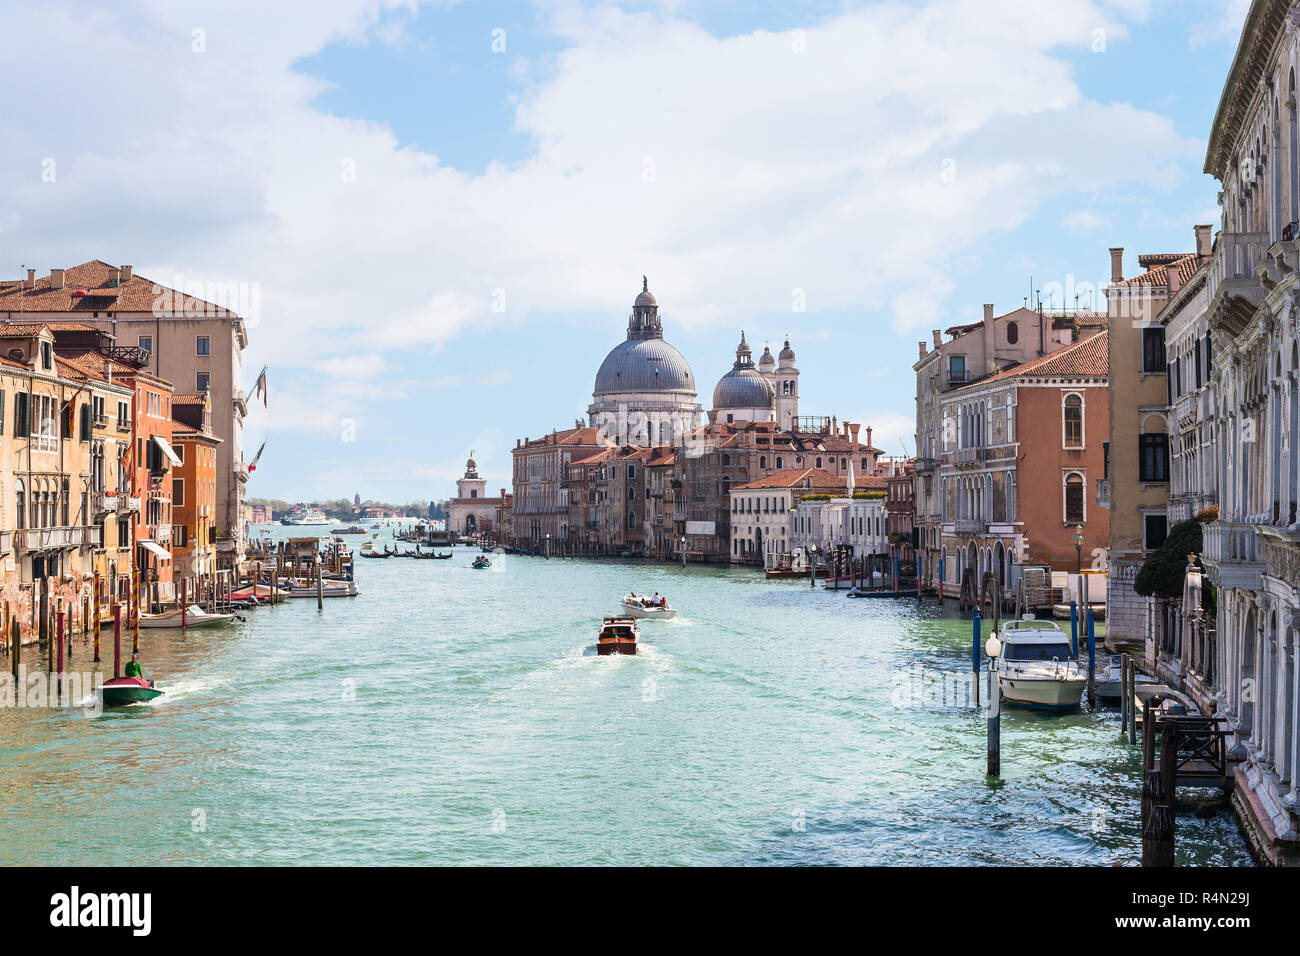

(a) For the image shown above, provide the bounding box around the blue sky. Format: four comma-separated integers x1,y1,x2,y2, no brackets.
1,0,1250,503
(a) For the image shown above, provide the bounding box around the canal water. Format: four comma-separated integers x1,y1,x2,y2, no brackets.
0,526,1252,865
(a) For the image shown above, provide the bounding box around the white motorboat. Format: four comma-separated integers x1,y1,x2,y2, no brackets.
139,604,236,628
992,618,1086,711
284,579,358,598
1095,653,1160,702
619,593,676,620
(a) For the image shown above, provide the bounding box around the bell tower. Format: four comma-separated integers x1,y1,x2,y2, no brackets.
774,339,799,430
456,452,487,500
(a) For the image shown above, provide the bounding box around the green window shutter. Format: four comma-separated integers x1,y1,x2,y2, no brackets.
13,392,27,437
80,404,91,441
0,389,6,433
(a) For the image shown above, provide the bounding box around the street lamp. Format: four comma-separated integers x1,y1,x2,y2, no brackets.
809,544,819,588
1073,524,1083,573
681,535,687,568
546,532,550,559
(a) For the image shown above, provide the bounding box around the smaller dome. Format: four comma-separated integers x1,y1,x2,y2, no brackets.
779,339,795,362
634,275,656,308
758,345,775,369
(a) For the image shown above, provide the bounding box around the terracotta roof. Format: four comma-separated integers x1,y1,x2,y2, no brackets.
518,426,607,449
172,393,207,406
1111,253,1200,289
733,468,885,493
0,261,238,317
0,320,104,335
952,330,1109,389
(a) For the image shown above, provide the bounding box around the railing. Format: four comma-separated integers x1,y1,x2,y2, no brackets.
116,418,132,434
913,457,938,474
14,526,84,550
1174,389,1200,426
31,434,58,454
80,525,102,548
93,412,109,427
1207,231,1268,305
953,518,985,534
1202,522,1262,590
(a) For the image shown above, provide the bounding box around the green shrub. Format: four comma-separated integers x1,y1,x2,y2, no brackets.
1133,517,1204,599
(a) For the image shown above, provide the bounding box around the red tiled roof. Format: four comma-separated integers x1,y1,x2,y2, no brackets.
1112,253,1201,288
733,467,882,492
0,320,104,335
0,261,238,317
953,331,1109,389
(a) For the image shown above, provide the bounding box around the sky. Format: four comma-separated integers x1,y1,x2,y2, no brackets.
0,0,1252,503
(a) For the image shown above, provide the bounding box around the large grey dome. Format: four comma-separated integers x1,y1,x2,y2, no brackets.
594,337,695,394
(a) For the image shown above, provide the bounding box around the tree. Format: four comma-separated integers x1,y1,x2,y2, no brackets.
1133,517,1204,599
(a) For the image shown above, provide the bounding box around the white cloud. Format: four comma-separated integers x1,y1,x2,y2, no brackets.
1,0,1198,438
1063,209,1112,232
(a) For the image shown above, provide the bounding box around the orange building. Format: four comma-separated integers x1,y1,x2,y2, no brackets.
937,331,1111,602
170,392,221,585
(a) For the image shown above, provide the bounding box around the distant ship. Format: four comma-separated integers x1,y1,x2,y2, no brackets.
280,506,331,526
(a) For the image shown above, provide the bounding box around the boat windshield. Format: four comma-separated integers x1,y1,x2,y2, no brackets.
1003,642,1073,662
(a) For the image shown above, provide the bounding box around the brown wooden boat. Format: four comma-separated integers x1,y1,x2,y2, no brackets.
596,617,639,656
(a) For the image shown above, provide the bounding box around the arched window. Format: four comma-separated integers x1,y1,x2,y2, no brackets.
14,479,24,530
775,457,782,469
760,456,767,469
1063,393,1084,448
1064,473,1085,524
1006,321,1019,345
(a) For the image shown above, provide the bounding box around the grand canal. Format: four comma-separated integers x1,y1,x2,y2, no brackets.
0,528,1251,865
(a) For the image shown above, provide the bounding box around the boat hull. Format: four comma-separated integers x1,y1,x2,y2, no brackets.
597,642,637,656
619,602,676,620
99,677,163,707
998,675,1087,710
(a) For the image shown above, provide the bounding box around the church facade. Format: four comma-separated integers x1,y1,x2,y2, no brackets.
445,455,503,537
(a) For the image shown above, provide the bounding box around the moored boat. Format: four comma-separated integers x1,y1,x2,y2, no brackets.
619,593,676,620
597,616,639,656
139,604,236,628
98,676,163,707
992,619,1087,711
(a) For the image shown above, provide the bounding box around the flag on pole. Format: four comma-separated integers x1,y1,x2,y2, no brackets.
248,439,267,473
253,365,268,408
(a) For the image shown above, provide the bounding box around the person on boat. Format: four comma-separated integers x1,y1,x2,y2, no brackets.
653,592,663,607
124,652,147,681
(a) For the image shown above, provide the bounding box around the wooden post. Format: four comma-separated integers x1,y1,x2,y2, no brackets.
55,610,64,704
1069,601,1078,658
316,564,324,610
132,573,140,654
181,578,187,631
971,607,982,707
1085,607,1096,710
93,579,101,662
112,603,121,678
1128,658,1138,746
1120,654,1130,736
10,617,19,683
1143,720,1178,867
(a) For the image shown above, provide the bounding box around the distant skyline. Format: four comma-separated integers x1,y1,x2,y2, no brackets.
2,0,1248,500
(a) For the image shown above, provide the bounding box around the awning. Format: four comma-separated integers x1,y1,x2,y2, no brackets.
152,434,183,467
140,540,171,560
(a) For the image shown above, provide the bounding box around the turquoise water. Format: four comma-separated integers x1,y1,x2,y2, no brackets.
0,527,1251,865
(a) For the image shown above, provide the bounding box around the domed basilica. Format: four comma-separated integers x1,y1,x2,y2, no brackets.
588,279,800,443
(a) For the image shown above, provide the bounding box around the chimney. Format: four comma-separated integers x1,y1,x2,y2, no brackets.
1194,224,1212,263
107,267,120,286
983,304,994,324
1165,261,1178,297
932,330,942,348
866,426,873,449
120,265,133,282
849,422,860,445
50,268,65,289
1109,247,1123,284
25,268,35,288
919,341,927,358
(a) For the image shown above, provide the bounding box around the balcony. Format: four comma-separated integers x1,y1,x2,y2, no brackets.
913,457,938,474
1202,520,1264,589
1207,231,1268,337
13,526,94,552
1173,389,1201,429
952,447,985,469
116,418,132,435
953,518,986,534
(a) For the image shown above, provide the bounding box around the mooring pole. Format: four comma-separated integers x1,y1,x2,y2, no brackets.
112,603,121,678
317,564,324,611
987,662,1001,778
1069,600,1078,658
93,574,102,662
181,578,187,631
1128,656,1138,746
55,610,64,705
1086,607,1097,710
972,606,982,707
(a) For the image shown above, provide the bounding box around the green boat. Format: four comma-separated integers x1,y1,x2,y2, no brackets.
99,676,163,707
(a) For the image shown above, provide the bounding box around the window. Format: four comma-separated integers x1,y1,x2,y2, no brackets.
173,478,185,507
196,335,210,356
1064,474,1085,524
40,341,52,371
196,371,211,391
14,479,24,530
1063,394,1083,448
1006,321,1018,344
1139,434,1169,483
1144,514,1168,551
948,354,967,383
1141,327,1166,373
138,335,153,354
